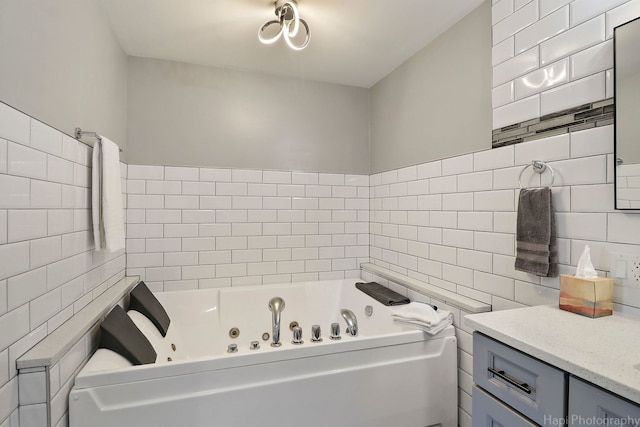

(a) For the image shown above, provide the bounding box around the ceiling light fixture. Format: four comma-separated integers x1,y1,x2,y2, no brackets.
258,0,310,51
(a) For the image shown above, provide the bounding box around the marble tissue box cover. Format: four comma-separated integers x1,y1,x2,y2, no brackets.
559,275,613,318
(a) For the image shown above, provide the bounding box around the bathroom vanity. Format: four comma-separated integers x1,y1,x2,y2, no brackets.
465,305,640,426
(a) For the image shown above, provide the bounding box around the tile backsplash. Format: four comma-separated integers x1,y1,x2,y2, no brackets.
491,0,640,129
125,165,370,290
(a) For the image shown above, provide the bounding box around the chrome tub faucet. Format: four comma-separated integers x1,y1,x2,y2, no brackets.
268,297,285,347
340,309,358,336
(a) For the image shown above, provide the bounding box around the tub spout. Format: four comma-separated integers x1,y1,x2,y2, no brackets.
340,309,358,336
268,297,285,347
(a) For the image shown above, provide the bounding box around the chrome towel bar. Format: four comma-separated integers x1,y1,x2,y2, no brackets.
75,127,123,152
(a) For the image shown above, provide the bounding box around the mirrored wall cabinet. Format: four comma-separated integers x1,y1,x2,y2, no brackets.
615,17,640,210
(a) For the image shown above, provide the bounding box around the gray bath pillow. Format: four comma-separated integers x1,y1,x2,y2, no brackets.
99,305,157,365
129,281,171,337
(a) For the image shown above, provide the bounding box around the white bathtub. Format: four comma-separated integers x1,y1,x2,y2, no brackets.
69,279,458,427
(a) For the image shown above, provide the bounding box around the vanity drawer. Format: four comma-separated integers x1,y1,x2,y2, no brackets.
569,376,640,427
473,332,567,425
472,385,537,427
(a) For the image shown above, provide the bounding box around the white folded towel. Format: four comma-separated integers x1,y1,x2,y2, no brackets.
92,136,125,253
391,302,453,335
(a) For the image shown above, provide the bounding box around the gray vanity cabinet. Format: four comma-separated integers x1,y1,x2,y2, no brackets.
568,376,640,427
473,332,567,426
472,332,640,427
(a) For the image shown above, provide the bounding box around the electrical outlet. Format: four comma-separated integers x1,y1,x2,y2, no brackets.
633,260,640,283
610,252,640,287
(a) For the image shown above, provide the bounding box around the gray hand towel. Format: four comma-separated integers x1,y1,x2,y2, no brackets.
355,282,410,306
514,188,558,277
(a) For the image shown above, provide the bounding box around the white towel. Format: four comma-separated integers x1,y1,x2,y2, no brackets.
92,136,125,253
391,302,453,335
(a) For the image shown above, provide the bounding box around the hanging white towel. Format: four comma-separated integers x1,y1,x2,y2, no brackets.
92,136,125,253
391,302,453,335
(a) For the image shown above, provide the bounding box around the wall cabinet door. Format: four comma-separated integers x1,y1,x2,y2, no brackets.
569,376,640,427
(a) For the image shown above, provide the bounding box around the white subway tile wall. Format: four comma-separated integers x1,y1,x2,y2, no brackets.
126,165,370,290
0,102,126,426
370,125,640,427
492,0,640,129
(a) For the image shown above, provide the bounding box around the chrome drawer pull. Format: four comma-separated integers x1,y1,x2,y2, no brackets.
488,367,532,394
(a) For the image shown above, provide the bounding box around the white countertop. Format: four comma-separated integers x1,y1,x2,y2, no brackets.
465,305,640,405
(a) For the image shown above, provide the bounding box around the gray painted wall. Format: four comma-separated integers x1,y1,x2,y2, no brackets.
0,0,128,151
369,2,492,173
0,1,489,174
126,57,370,174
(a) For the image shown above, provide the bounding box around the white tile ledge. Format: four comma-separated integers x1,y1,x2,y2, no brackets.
360,263,492,313
465,305,640,404
17,276,139,370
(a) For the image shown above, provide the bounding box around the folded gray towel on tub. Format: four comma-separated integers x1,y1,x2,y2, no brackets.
355,282,410,306
514,187,558,277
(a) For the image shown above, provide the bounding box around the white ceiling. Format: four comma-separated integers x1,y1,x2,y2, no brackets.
99,0,484,88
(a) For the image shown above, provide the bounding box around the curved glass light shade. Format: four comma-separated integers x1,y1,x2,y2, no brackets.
258,1,310,50
283,18,310,51
284,2,300,37
258,19,283,44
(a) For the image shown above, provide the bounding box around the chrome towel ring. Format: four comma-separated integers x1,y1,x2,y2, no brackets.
518,160,555,189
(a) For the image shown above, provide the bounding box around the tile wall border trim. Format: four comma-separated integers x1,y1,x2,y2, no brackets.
492,98,614,148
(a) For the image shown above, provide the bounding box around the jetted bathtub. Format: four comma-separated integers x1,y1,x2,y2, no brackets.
69,279,458,427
